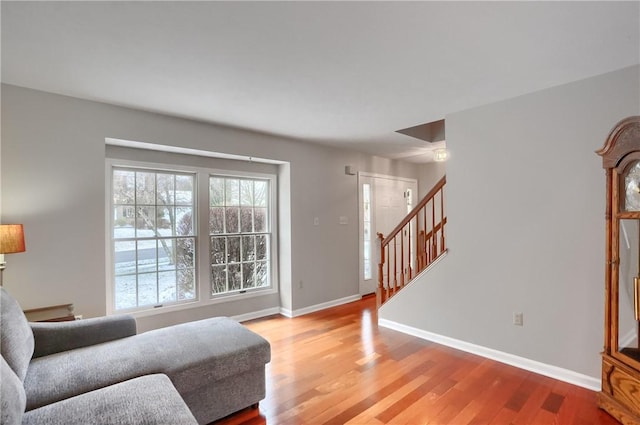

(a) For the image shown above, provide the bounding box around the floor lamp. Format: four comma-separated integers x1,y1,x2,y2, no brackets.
0,224,26,287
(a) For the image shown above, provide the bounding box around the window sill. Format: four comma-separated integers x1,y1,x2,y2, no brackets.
113,286,278,319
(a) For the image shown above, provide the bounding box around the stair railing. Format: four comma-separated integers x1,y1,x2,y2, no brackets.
377,175,447,308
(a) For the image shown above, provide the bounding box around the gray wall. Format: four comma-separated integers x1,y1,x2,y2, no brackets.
380,65,640,379
1,84,421,330
418,161,446,198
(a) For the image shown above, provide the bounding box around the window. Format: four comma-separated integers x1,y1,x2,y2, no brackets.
112,168,196,310
363,183,372,280
109,162,276,313
209,176,270,296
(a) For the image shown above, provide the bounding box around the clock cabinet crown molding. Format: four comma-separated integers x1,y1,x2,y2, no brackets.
597,116,640,169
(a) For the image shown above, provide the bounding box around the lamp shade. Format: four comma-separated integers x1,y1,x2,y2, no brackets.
0,224,26,254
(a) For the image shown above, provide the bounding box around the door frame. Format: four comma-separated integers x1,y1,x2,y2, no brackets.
357,172,418,296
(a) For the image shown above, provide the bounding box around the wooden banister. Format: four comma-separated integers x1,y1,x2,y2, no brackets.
377,175,447,308
381,176,446,246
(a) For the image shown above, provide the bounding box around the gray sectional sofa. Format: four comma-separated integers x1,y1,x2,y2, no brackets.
0,288,271,425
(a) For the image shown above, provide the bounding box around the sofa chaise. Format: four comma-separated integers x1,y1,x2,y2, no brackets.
0,288,271,425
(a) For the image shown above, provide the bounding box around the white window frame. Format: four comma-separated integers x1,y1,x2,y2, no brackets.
106,159,278,317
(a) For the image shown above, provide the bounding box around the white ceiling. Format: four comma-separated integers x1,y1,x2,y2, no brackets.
2,1,639,163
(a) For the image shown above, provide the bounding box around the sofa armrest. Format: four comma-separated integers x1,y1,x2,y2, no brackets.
30,315,136,358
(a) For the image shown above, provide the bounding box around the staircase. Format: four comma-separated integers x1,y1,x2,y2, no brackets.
376,175,447,308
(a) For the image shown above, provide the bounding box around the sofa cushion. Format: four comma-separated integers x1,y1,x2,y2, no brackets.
0,288,34,381
24,316,270,411
22,374,198,425
0,355,26,425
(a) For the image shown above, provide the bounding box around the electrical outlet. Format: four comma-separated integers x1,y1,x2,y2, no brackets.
513,312,524,326
299,280,303,289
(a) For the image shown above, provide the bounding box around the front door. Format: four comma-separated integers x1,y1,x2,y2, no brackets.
358,174,417,295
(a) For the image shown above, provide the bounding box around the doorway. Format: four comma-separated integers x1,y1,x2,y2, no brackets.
358,173,417,296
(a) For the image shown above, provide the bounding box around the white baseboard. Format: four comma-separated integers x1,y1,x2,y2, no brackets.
279,307,294,318
232,307,281,323
280,294,362,318
378,318,601,391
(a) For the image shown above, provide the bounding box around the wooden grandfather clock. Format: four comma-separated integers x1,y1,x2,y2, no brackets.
597,116,640,424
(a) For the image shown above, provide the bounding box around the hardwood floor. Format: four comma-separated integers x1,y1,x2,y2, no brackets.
214,296,618,425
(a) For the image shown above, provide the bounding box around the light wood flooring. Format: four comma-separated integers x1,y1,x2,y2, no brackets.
214,295,618,425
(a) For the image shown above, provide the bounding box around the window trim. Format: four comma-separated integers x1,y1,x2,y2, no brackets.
105,158,278,316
